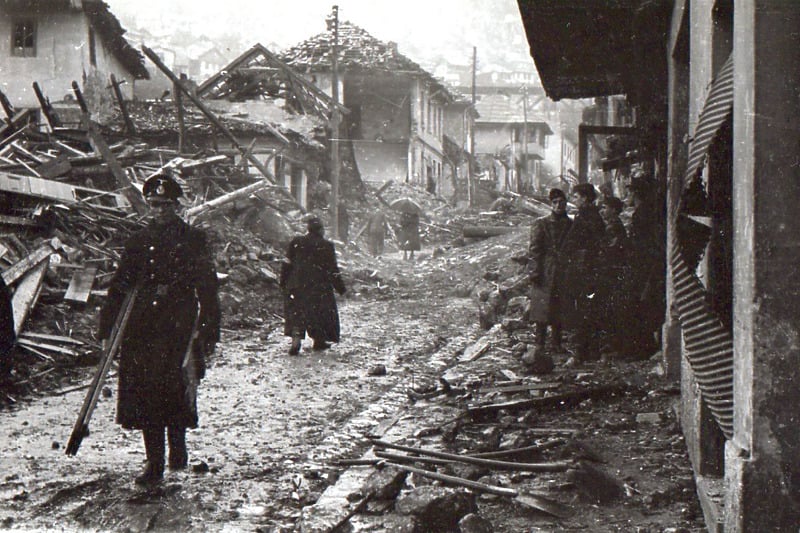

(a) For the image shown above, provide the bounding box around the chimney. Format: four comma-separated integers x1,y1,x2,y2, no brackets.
388,41,399,55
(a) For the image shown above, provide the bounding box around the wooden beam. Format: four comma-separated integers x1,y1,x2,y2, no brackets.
2,238,59,286
81,116,147,214
109,74,136,135
64,266,97,303
32,82,62,129
142,45,284,182
12,260,48,334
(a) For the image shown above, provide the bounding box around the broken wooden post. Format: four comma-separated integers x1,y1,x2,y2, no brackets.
175,73,187,154
70,81,147,214
0,90,14,125
12,260,49,334
141,45,283,183
109,74,136,135
32,82,62,129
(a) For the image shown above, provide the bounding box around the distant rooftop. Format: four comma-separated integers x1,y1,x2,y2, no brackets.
280,21,456,102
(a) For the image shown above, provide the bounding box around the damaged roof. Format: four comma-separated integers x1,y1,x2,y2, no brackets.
280,21,456,102
1,0,149,79
475,94,553,133
197,43,344,121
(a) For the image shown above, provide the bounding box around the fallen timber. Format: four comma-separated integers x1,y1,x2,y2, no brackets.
371,439,572,473
467,383,627,417
66,287,139,456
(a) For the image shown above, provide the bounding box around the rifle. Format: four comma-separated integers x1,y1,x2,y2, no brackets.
66,287,138,456
181,307,202,413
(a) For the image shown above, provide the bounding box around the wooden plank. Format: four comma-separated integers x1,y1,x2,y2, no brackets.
18,332,85,345
481,382,562,394
1,239,58,286
16,338,79,356
12,260,48,334
64,266,97,303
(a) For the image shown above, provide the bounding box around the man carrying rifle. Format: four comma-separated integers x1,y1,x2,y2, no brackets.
98,173,220,485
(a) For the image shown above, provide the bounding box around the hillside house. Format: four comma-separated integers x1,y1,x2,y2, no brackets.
195,44,343,208
280,21,466,196
0,0,147,111
473,93,553,193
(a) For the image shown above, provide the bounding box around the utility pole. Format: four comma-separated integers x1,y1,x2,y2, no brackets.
328,5,341,240
469,46,477,207
521,85,528,194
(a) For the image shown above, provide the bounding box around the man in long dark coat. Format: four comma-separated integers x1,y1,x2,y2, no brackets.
282,216,346,355
561,183,606,363
398,211,421,260
528,188,572,355
0,277,15,377
365,210,388,256
99,173,220,485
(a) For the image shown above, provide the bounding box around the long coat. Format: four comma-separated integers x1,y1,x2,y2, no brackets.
398,212,421,251
99,216,220,430
528,212,572,324
282,232,346,342
560,204,606,327
0,278,14,357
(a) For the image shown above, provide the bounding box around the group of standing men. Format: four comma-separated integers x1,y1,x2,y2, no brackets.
528,180,664,364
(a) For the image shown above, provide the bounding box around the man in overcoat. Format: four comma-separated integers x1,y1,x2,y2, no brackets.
398,211,421,260
282,216,346,355
99,173,220,485
528,188,572,355
0,277,15,377
561,183,606,363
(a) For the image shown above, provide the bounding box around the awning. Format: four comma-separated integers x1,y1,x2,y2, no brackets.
683,54,734,186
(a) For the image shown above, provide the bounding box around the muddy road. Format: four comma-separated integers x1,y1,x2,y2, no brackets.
0,248,481,532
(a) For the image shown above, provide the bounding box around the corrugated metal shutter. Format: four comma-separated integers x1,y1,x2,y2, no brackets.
672,53,735,440
684,54,734,189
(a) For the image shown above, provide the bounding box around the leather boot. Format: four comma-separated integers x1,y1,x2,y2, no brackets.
136,427,165,485
312,338,331,351
289,335,302,355
168,426,188,470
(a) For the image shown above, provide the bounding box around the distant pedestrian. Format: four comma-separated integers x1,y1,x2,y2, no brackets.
0,277,15,377
597,196,630,354
626,178,665,356
398,211,421,261
365,210,388,256
561,182,606,363
98,173,220,485
528,188,572,356
282,216,346,355
337,203,350,243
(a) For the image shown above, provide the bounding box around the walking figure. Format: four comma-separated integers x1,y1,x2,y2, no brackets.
281,216,346,355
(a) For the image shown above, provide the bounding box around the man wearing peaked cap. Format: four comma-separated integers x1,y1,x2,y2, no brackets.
98,172,220,486
142,173,183,202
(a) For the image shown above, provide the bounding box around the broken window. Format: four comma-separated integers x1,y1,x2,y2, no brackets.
11,19,36,57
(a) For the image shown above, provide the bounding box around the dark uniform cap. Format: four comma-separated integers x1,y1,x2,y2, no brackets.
548,188,566,201
306,215,324,231
603,196,624,212
572,183,597,202
143,174,183,201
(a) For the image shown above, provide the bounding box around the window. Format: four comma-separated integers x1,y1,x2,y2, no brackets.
11,19,36,57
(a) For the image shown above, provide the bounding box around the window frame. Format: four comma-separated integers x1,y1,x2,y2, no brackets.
11,18,37,58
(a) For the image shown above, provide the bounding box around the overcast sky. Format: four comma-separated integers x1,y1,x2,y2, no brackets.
104,0,533,68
